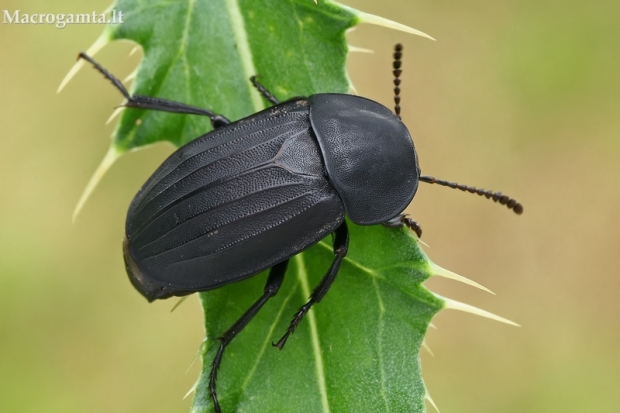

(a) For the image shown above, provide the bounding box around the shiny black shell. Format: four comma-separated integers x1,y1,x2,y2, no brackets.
124,94,421,301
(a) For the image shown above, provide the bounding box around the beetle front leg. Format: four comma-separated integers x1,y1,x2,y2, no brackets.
382,214,423,238
273,221,349,350
209,259,289,413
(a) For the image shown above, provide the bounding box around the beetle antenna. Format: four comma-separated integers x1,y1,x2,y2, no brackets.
393,43,403,120
419,175,524,215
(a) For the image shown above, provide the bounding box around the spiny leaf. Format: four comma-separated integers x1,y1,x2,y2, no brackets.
192,224,444,413
65,0,463,412
62,0,434,218
108,0,360,151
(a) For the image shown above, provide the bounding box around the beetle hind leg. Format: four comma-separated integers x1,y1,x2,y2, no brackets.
273,222,349,350
78,52,230,128
209,260,288,413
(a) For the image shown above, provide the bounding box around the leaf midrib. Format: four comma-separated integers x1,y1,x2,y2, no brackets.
240,278,300,392
224,0,264,112
372,277,390,412
295,253,331,413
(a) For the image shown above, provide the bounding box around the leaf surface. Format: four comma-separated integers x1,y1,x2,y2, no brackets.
192,224,442,413
108,0,358,151
84,0,444,411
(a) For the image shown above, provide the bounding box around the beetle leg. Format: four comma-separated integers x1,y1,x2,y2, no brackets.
382,214,423,238
209,259,288,413
273,222,349,350
250,76,280,105
78,52,231,129
402,216,423,238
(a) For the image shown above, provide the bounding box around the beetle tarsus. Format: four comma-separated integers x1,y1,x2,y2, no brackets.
273,222,349,350
208,260,289,413
250,75,280,105
272,304,309,350
402,216,422,238
382,214,422,238
78,52,131,100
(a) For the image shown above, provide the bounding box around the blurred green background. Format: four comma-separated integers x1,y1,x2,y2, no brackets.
1,0,619,412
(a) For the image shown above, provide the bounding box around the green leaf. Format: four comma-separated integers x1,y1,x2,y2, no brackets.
192,223,443,413
64,0,453,411
109,0,359,151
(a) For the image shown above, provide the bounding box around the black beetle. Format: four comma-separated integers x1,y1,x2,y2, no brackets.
78,44,522,413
